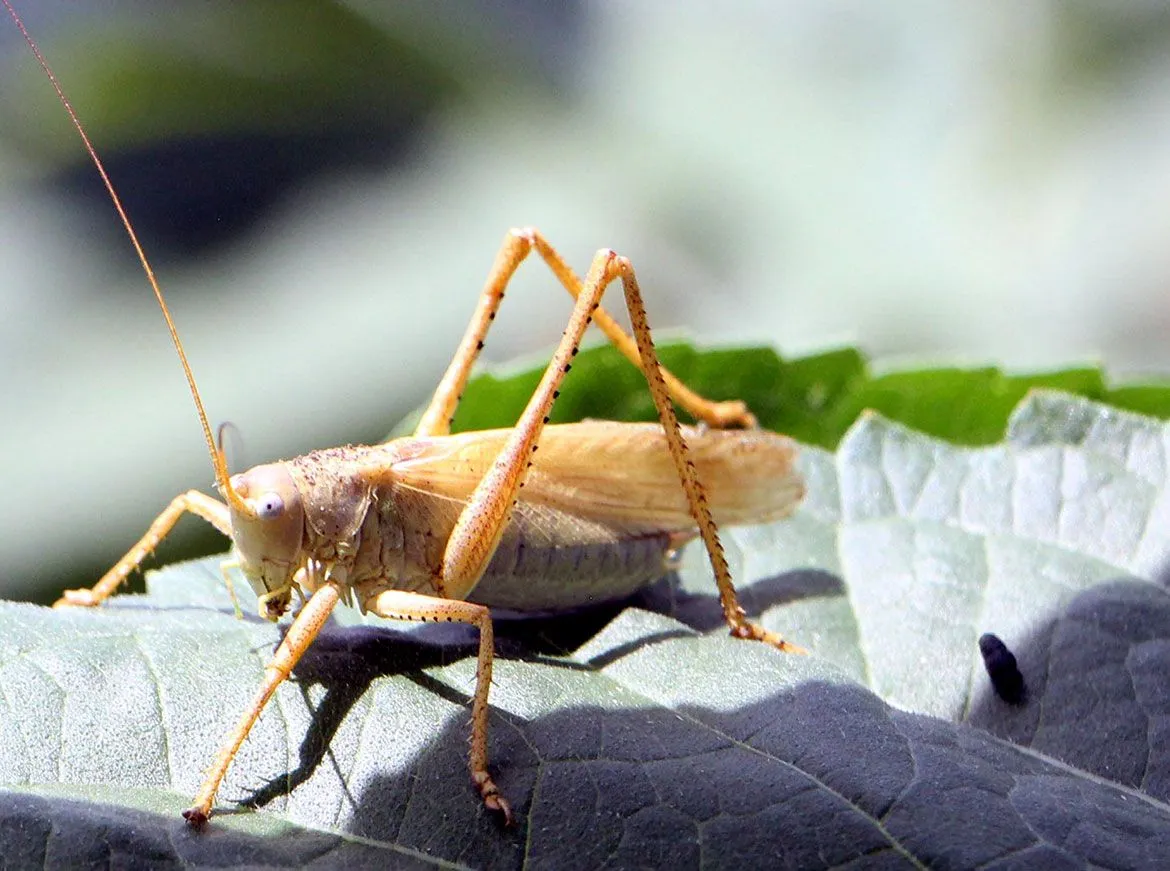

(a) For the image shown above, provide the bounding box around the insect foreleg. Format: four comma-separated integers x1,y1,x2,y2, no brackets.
183,579,342,827
361,589,508,822
414,227,756,438
219,557,245,619
54,491,230,608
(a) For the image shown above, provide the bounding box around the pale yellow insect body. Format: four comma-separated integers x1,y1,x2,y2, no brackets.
4,0,807,829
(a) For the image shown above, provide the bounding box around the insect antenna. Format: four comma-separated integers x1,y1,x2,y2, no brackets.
4,0,253,517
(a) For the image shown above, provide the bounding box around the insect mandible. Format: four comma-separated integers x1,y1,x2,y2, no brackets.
5,1,808,828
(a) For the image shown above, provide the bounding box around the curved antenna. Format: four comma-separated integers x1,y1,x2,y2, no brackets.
4,0,253,517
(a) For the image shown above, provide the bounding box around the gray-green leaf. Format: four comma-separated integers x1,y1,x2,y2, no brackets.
3,391,1170,868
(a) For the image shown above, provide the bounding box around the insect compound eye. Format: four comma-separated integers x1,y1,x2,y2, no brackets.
255,492,285,519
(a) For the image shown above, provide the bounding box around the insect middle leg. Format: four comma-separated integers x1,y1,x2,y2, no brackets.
414,227,757,438
360,589,508,821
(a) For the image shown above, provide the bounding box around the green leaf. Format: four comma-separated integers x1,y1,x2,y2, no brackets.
5,389,1170,867
433,344,871,448
402,341,1170,448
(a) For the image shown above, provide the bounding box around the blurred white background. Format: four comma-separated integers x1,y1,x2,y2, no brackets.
2,0,1170,601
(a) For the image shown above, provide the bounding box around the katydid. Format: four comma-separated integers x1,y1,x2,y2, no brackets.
4,1,806,828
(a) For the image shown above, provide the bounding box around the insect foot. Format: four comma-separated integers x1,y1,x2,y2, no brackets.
52,589,100,608
705,399,759,430
181,807,210,829
731,617,808,655
475,770,514,826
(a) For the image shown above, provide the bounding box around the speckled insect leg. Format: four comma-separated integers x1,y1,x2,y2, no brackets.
53,490,230,609
183,580,343,828
524,229,757,430
408,250,623,824
414,231,531,437
414,228,755,438
411,247,795,826
361,588,510,823
614,256,804,655
439,249,619,588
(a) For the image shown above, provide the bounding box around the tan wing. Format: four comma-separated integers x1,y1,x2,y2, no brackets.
389,421,804,535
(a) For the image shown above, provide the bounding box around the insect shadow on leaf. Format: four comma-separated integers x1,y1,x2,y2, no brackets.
234,607,638,815
231,560,820,818
636,567,842,636
236,622,483,813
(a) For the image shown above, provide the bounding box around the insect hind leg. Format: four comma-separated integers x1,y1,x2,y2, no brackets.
414,228,756,438
440,243,805,654
611,254,804,654
418,246,800,822
434,246,804,653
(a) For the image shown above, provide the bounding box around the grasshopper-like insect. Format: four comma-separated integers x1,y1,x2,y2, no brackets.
6,2,807,828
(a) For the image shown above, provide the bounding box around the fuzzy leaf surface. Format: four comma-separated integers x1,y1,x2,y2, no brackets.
4,390,1170,868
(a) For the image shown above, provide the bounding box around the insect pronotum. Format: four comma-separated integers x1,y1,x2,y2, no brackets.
6,2,808,827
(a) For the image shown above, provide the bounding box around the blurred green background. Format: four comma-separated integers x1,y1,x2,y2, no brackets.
3,1,1170,603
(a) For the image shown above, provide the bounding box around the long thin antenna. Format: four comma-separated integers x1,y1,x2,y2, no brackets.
3,0,251,516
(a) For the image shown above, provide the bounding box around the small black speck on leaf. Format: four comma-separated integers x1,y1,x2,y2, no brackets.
979,632,1026,705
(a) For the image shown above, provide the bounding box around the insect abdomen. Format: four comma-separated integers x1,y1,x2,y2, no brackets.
469,502,675,612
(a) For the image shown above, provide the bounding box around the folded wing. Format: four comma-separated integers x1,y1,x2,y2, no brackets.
390,421,804,535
